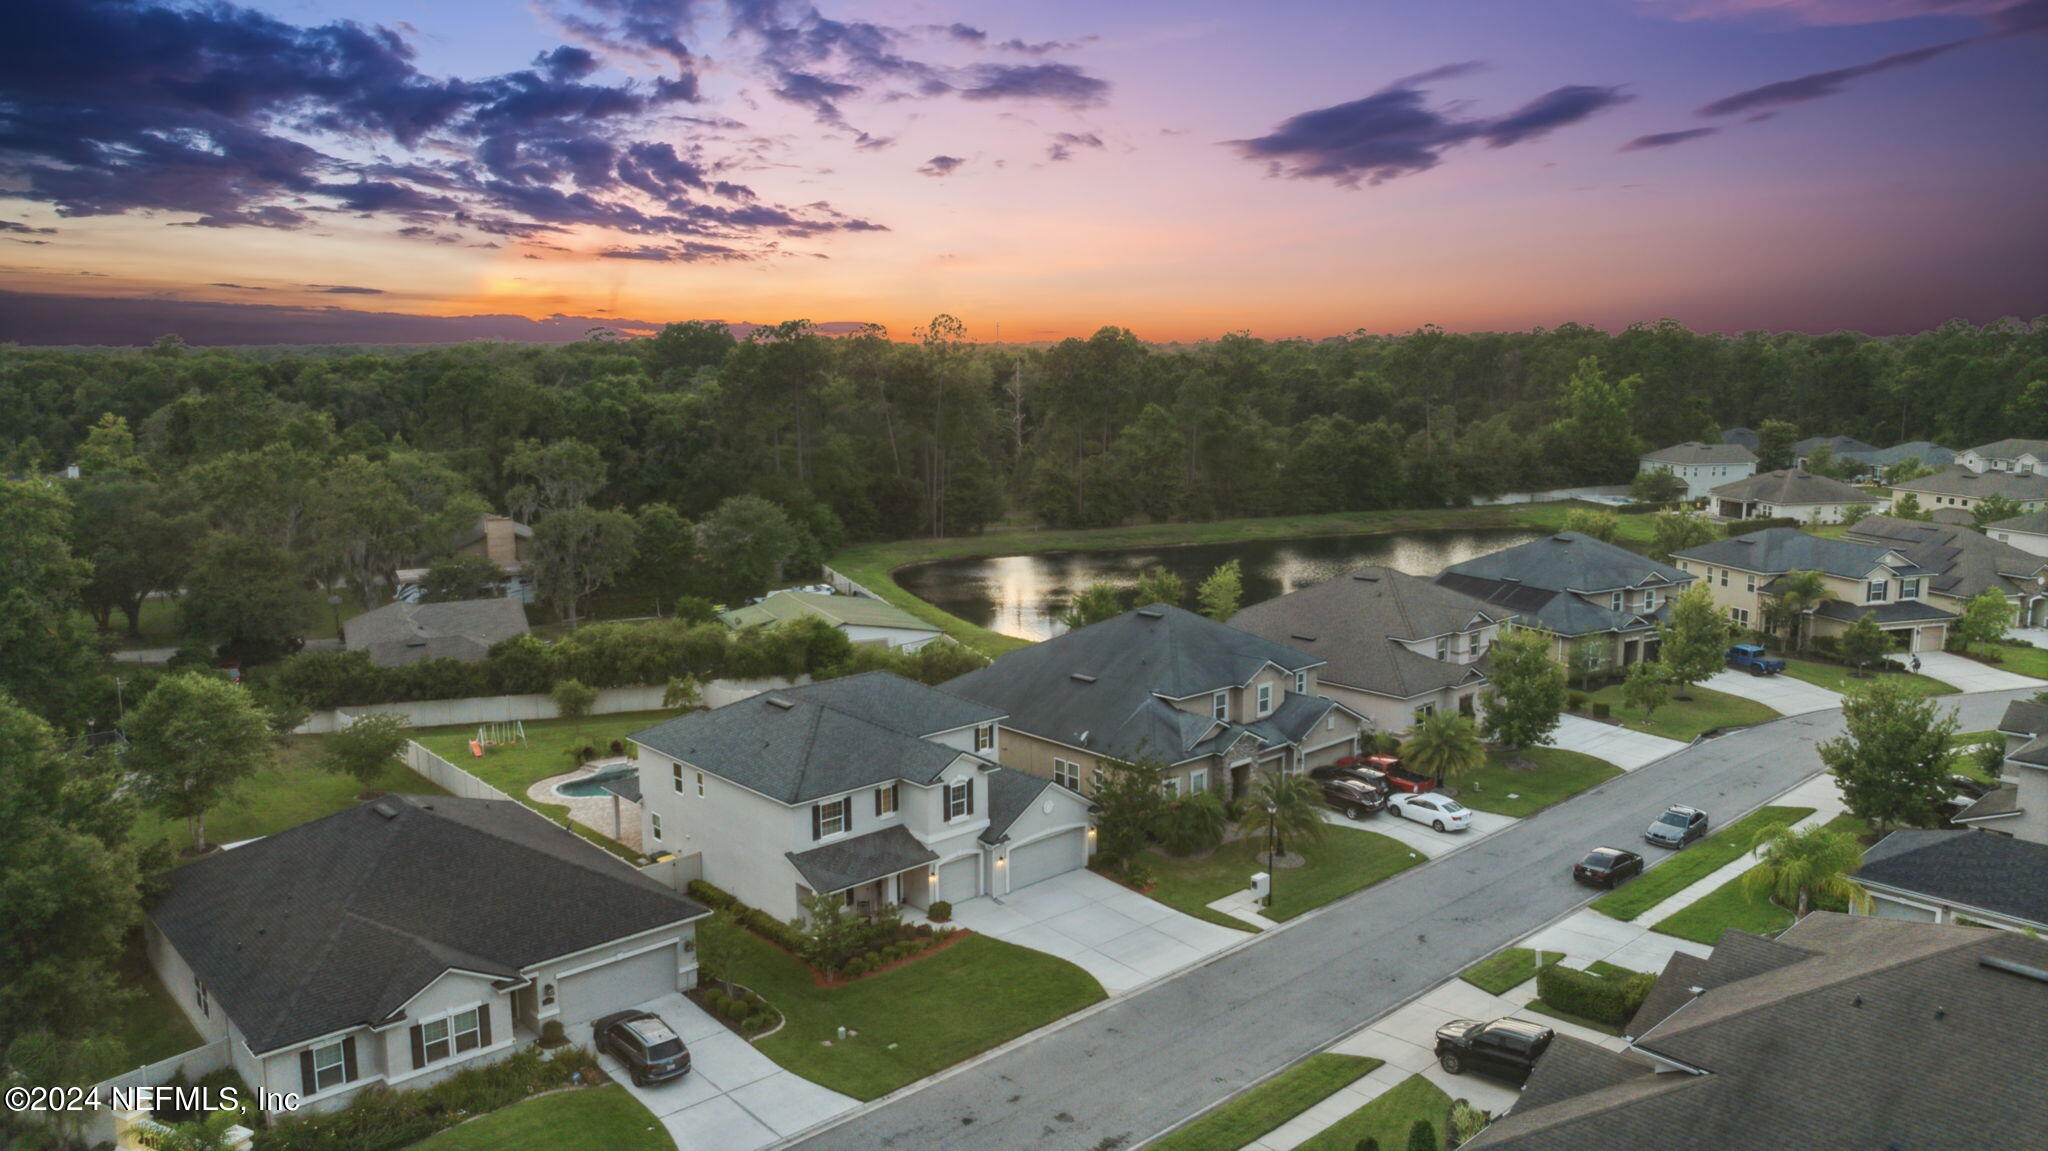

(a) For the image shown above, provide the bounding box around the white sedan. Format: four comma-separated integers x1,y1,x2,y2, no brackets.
1388,792,1473,832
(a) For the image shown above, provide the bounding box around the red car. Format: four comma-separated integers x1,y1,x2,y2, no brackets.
1338,754,1437,794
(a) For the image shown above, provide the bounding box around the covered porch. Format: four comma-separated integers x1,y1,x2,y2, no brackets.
787,824,940,917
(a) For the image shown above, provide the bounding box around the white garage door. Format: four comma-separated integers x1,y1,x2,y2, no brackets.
937,856,979,904
557,944,677,1027
1008,829,1086,891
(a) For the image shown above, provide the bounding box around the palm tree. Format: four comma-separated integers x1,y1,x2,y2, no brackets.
1766,570,1833,654
1242,770,1327,864
1742,824,1871,918
1400,712,1488,787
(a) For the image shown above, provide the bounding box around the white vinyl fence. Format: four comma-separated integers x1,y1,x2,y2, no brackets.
36,1039,234,1147
296,676,809,734
399,740,514,802
1469,485,1631,507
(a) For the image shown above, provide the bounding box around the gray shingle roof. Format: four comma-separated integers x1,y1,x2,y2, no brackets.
1965,438,2048,461
784,824,938,895
1845,515,2048,600
1439,532,1691,594
1857,441,1953,469
2013,734,2048,768
1708,468,1868,506
1952,784,2019,823
1720,427,1759,452
1988,509,2048,536
1893,464,2048,501
942,605,1324,763
719,590,939,634
1860,829,2048,927
1229,567,1500,700
1642,441,1757,466
148,796,705,1054
1794,435,1877,457
981,767,1056,845
1468,915,2048,1151
1999,697,2048,735
342,598,530,668
1674,527,1906,579
629,672,1002,805
1808,598,1954,625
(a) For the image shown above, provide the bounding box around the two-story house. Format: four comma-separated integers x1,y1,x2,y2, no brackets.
1435,532,1694,670
1671,528,1954,652
629,672,1092,920
1228,566,1505,734
1639,442,1757,500
1888,465,2048,516
1951,697,2048,846
943,604,1367,801
1707,469,1870,524
1957,438,2048,474
1987,509,2048,561
1845,514,2048,626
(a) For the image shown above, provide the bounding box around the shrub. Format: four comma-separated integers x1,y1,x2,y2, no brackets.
1591,702,1610,719
706,989,730,1015
1535,964,1652,1029
747,1010,774,1033
538,1019,567,1048
928,900,953,922
915,923,934,937
1567,692,1588,711
1811,635,1841,658
1407,1118,1439,1151
1157,790,1227,856
1726,516,1802,536
844,956,872,977
256,1046,601,1151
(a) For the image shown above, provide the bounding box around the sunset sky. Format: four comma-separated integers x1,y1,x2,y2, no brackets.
3,0,2045,343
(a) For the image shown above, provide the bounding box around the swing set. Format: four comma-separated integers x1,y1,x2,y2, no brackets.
469,719,527,758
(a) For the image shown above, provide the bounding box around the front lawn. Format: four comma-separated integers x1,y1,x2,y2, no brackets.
1651,813,1871,944
1583,684,1779,741
1458,947,1561,996
413,708,684,797
1955,641,2048,679
1779,658,1954,698
1154,1055,1382,1151
1454,747,1623,818
1590,805,1815,921
132,734,451,854
715,916,1105,1100
1145,824,1424,923
1294,1074,1454,1151
409,1086,673,1151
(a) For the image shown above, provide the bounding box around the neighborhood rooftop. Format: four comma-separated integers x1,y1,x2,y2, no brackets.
341,597,531,668
1892,464,2048,500
1229,566,1498,700
1437,532,1689,593
1845,514,2048,600
1858,829,2048,928
1642,441,1755,465
1671,526,1933,579
1705,468,1866,505
719,589,936,634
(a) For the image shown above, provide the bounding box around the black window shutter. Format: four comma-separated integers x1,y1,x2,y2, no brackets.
299,1050,315,1095
341,1036,358,1083
812,804,822,840
942,785,953,822
843,798,853,834
410,1023,426,1069
966,780,975,815
891,783,900,811
478,1004,493,1047
874,788,883,816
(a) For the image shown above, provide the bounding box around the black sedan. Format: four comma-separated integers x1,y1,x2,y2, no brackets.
1319,776,1387,820
1572,847,1645,889
593,1010,691,1086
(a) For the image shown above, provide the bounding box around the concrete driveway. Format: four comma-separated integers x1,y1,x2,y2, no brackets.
944,870,1247,995
595,992,856,1151
1701,668,1842,715
1548,713,1688,770
1347,804,1517,858
1889,650,2042,691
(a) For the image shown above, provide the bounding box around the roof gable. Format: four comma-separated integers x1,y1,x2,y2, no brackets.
1439,532,1692,595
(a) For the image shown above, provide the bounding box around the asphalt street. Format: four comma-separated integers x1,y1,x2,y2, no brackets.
785,688,2031,1151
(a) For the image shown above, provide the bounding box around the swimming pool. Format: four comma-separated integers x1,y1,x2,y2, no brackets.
555,766,637,798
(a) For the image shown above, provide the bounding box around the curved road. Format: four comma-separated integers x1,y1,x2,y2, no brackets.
786,689,2031,1151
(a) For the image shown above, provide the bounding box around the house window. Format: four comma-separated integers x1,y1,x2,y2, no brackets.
1719,569,1728,587
672,763,683,793
1053,759,1081,791
1161,777,1180,800
1643,590,1658,611
946,781,972,820
1866,580,1888,603
311,1040,348,1091
974,724,994,752
421,1018,452,1064
451,1008,482,1055
1294,671,1307,694
1610,592,1623,611
1746,573,1757,593
650,812,663,841
194,977,209,1017
1212,691,1229,721
1414,703,1436,725
1436,637,1450,660
1901,578,1921,600
696,772,705,798
875,784,898,815
1731,607,1751,627
1190,768,1208,793
818,797,849,837
1257,683,1274,716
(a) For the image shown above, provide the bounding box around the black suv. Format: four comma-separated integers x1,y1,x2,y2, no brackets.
1644,805,1709,850
1318,776,1387,820
1434,1017,1554,1085
1573,847,1645,889
593,1010,691,1086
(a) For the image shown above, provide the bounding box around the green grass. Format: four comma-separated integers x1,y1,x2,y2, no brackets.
409,1086,673,1151
1455,746,1623,817
1583,684,1779,741
713,917,1104,1100
1143,824,1424,923
90,933,204,1079
1521,998,1624,1037
133,734,452,855
1459,947,1562,996
1948,730,2001,785
1590,805,1815,921
1293,1074,1454,1151
1779,658,1955,698
1650,813,1871,944
1955,641,2048,679
88,593,370,650
1154,1055,1383,1151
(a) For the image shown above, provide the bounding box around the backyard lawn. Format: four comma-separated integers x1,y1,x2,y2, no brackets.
413,708,684,798
132,734,450,855
410,1086,674,1151
716,916,1105,1100
89,933,204,1080
1294,1074,1454,1151
1454,747,1623,818
1651,814,1872,944
1780,658,1954,698
1583,684,1779,741
1591,805,1815,921
1949,730,2000,785
1955,641,2048,679
1153,1055,1382,1151
1458,947,1561,996
1144,824,1425,924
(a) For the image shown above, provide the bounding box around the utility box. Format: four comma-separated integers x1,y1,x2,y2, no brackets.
1250,872,1271,902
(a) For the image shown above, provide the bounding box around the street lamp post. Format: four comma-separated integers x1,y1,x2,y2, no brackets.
1264,801,1278,909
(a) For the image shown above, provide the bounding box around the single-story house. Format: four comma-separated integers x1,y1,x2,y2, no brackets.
1639,442,1757,500
1957,437,2048,475
944,604,1367,801
1228,566,1504,733
1857,829,2048,933
1857,440,1954,474
341,597,531,668
1436,532,1694,670
1671,528,1953,651
146,796,707,1117
397,515,534,603
1986,509,2048,559
1888,464,2048,516
720,589,946,651
1463,914,2048,1151
1844,514,2048,625
1707,469,1871,524
630,672,1092,920
1791,434,1879,473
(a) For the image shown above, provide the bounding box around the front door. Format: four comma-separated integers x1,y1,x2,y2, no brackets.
1230,761,1251,799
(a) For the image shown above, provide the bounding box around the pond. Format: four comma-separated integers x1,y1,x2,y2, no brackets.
895,528,1544,641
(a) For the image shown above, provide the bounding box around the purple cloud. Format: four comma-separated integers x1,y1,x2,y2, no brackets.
1621,126,1721,150
1046,131,1104,161
918,155,966,177
1697,40,1967,116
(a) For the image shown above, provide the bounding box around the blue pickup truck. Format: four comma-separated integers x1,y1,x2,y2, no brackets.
1725,644,1787,676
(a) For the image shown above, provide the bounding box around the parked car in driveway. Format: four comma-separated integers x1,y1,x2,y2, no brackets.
1644,804,1709,849
1312,761,1390,792
1573,847,1645,888
1388,792,1472,831
1338,754,1438,793
593,1010,691,1086
1434,1017,1554,1085
1319,776,1387,820
1725,644,1786,676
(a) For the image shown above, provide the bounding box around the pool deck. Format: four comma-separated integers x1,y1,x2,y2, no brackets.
528,758,646,852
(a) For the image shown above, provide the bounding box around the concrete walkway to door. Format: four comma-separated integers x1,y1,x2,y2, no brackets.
938,870,1247,995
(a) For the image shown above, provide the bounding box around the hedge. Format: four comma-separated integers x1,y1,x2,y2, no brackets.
1726,516,1803,536
1535,965,1656,1030
255,1047,603,1151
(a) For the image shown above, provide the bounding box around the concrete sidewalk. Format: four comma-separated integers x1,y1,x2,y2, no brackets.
1701,669,1841,715
1549,714,1689,770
